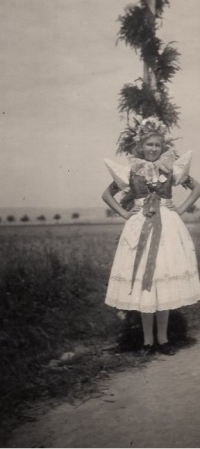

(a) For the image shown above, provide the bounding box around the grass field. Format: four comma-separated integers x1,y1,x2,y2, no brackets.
0,222,200,442
0,223,122,436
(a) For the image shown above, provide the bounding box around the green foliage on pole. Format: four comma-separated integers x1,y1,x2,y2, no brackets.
117,0,181,156
117,5,155,51
119,83,179,128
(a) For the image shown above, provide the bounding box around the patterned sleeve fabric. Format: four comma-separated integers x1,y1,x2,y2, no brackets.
109,181,121,195
181,175,194,190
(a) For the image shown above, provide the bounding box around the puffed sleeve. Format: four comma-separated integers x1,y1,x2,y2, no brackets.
172,151,192,185
104,159,131,190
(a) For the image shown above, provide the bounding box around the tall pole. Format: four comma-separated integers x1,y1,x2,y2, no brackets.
143,0,157,90
145,0,156,14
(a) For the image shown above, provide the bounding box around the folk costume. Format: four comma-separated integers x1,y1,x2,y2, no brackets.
104,118,200,313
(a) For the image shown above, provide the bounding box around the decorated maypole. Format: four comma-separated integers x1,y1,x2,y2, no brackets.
116,0,180,210
117,0,180,144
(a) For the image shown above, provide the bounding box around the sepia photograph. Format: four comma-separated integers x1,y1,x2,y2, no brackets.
1,0,200,447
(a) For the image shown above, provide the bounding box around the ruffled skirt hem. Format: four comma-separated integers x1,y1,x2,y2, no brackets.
105,294,200,313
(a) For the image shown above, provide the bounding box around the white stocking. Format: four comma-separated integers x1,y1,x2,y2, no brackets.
156,310,169,344
141,313,154,346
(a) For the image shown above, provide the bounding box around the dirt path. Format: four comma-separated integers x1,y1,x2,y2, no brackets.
7,338,200,448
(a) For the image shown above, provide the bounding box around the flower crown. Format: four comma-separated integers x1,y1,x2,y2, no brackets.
134,117,167,142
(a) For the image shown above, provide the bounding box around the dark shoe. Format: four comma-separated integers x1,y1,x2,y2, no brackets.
158,342,175,356
141,344,155,356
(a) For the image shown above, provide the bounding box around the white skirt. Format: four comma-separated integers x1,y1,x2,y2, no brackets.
105,201,200,313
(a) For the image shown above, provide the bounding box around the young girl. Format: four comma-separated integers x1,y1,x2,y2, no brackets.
102,117,200,355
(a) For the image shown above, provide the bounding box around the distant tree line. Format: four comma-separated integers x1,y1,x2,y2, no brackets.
105,208,119,218
1,214,63,223
0,212,82,224
186,205,199,214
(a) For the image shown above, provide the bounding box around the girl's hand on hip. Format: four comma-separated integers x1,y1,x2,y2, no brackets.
124,205,141,220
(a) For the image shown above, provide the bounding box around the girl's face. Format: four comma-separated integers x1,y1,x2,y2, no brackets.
141,134,163,162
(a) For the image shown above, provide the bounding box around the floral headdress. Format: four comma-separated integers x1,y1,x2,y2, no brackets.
134,117,167,142
117,116,177,158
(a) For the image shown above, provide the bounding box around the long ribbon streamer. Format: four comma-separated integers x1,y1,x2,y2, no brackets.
129,192,162,293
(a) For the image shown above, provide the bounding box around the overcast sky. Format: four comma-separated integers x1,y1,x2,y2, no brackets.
0,0,200,209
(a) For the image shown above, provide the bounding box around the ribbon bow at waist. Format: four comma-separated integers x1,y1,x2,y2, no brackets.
130,192,162,294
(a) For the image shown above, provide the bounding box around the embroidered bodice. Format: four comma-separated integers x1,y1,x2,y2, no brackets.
129,171,173,199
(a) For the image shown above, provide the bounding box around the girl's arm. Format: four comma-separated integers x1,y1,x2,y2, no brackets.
177,178,200,216
102,182,133,220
